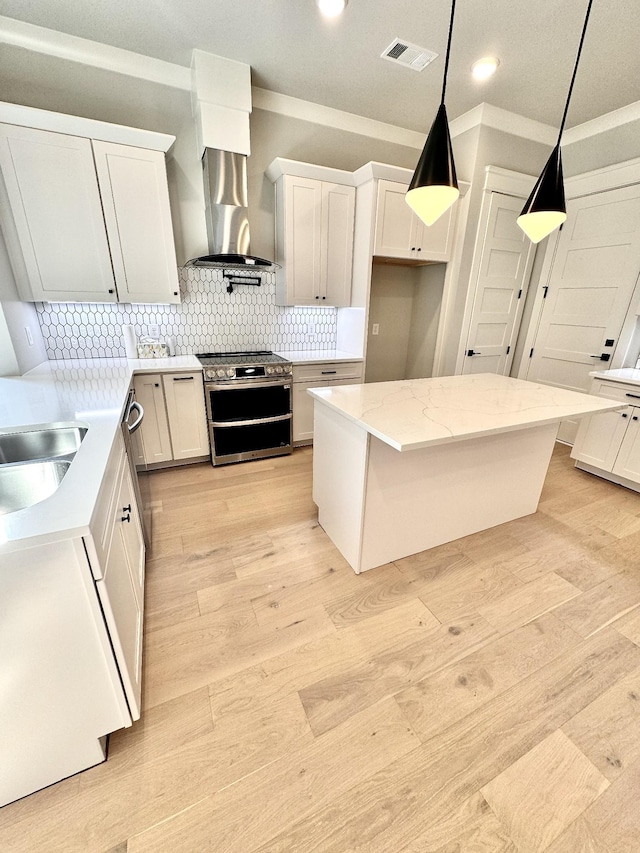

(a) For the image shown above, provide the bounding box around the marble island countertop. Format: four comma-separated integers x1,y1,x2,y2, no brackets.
0,356,202,551
308,373,625,452
590,367,640,386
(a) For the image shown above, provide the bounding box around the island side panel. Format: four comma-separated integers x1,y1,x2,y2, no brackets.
312,401,370,573
359,422,559,572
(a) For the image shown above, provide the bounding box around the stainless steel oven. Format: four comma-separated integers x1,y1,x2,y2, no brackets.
198,352,292,466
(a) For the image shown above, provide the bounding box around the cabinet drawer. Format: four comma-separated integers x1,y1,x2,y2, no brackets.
591,380,640,405
293,361,363,383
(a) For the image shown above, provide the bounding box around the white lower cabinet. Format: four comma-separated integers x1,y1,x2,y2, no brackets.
134,371,209,466
0,431,144,806
292,361,363,445
571,378,640,491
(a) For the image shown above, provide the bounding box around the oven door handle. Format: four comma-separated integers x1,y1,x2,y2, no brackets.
211,413,292,428
206,379,290,391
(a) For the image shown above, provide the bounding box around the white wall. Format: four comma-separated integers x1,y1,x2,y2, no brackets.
0,232,47,375
405,264,446,379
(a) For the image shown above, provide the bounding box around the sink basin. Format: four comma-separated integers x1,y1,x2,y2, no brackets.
0,426,87,464
0,459,71,515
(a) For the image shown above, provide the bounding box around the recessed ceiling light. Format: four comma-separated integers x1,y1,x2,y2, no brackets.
317,0,348,18
471,57,499,81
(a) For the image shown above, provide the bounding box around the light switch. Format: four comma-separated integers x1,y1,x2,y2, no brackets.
372,323,380,336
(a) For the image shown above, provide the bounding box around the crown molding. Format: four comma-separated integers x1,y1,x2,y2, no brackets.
0,15,191,90
252,88,425,149
450,103,557,146
562,100,640,146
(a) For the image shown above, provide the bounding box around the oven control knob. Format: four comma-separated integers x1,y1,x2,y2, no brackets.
275,366,283,374
217,368,226,377
206,369,214,380
266,366,274,374
227,368,234,377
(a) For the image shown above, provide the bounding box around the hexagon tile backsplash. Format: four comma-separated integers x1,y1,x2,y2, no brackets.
36,267,338,359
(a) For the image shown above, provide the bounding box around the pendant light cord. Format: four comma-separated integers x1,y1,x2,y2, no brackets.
440,0,457,105
557,0,594,141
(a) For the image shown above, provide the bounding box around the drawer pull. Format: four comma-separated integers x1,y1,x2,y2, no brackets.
625,393,640,400
173,376,194,381
321,370,338,375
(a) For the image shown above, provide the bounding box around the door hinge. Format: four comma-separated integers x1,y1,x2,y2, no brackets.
506,345,511,355
517,289,522,299
529,347,534,358
543,286,549,298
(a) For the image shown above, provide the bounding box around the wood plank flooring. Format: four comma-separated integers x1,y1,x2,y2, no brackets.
3,442,640,852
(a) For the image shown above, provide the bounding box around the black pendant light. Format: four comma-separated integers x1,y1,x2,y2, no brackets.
517,0,594,243
406,0,459,226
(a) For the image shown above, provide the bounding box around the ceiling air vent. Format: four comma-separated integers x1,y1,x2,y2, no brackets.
381,38,438,72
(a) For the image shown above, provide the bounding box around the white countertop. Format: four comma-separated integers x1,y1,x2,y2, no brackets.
308,373,624,452
590,367,640,387
275,349,363,364
0,356,201,551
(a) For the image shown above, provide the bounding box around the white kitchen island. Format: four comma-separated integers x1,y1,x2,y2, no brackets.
309,374,624,573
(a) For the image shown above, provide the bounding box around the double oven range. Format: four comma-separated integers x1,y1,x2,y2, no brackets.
197,351,292,466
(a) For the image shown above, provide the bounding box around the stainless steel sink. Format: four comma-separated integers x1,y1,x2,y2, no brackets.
0,426,87,464
0,459,72,515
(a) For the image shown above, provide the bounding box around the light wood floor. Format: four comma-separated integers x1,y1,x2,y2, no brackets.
3,443,640,852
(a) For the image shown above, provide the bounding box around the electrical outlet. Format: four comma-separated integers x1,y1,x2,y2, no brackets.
372,323,380,336
147,324,160,339
24,326,34,347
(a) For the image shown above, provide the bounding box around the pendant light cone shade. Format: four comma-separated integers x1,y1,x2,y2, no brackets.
516,144,567,243
406,104,459,226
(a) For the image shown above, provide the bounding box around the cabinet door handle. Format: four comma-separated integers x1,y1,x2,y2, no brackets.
122,504,131,513
626,393,640,400
622,413,628,418
321,370,337,375
121,512,131,523
633,416,639,421
173,376,194,381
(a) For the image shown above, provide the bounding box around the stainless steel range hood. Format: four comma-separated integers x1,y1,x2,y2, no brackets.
186,148,274,269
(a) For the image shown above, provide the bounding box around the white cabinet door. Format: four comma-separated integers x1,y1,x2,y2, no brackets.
98,465,144,720
321,182,355,308
0,124,117,302
612,409,640,481
571,407,630,471
162,372,209,460
133,374,173,464
92,141,180,304
374,180,417,259
278,175,322,306
275,175,354,307
293,368,364,444
374,179,455,263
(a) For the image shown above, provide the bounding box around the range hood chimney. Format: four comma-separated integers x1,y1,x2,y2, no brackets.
186,51,274,270
186,148,274,269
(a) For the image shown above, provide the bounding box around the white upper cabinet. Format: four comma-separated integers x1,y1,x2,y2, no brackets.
374,179,455,263
93,142,180,304
0,123,179,304
0,125,118,302
268,159,356,307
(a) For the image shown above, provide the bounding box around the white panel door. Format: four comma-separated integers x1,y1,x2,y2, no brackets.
526,186,640,390
92,141,180,304
162,372,209,459
525,184,640,442
284,175,322,305
463,193,536,375
133,374,173,464
321,182,355,307
0,124,116,302
612,410,640,481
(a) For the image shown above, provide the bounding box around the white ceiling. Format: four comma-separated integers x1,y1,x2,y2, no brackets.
0,0,638,134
